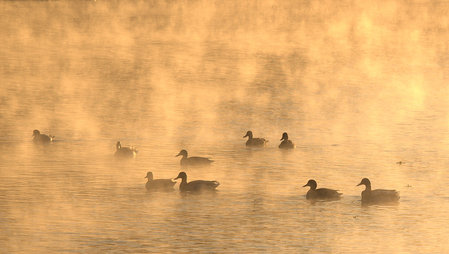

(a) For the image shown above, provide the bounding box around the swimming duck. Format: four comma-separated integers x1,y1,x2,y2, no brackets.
175,150,213,167
243,131,268,147
174,172,219,193
32,130,54,144
145,171,176,192
303,179,342,200
357,178,400,204
279,132,295,149
114,141,137,158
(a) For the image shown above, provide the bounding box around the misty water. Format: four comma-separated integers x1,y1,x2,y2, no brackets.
1,1,449,253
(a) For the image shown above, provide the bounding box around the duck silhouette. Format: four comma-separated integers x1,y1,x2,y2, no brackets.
243,131,268,147
174,172,219,193
279,132,295,149
114,141,137,159
145,172,176,192
357,178,400,205
32,130,54,144
175,150,213,167
303,179,342,200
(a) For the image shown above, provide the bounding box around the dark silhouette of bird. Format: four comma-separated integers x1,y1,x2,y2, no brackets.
303,179,342,201
243,131,268,147
174,172,219,193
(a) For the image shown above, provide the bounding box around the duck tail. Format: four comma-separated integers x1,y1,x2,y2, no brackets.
213,181,220,188
50,135,55,141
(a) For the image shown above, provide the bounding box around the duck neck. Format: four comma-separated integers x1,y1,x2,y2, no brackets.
116,143,121,150
364,184,371,191
179,176,187,189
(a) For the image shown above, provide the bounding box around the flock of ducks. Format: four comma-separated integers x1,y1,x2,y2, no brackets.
33,129,400,204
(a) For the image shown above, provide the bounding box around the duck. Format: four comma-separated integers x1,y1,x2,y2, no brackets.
174,172,219,193
145,172,176,192
243,131,268,147
303,179,342,200
114,141,137,158
175,150,213,167
279,132,295,149
357,178,400,204
32,130,54,144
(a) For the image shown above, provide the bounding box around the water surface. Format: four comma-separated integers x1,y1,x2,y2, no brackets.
1,1,449,253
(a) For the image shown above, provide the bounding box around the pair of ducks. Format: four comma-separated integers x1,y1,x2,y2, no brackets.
244,131,294,149
304,178,400,204
115,146,214,168
145,171,219,193
32,131,137,159
32,132,139,160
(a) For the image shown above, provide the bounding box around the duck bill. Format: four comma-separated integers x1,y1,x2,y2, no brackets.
302,184,309,187
356,182,362,186
243,134,248,138
280,138,284,141
175,153,181,157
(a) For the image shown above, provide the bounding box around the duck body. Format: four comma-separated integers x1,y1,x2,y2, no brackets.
243,131,268,148
176,150,213,167
174,172,219,193
357,178,399,205
114,141,137,159
279,133,295,149
145,172,176,192
32,130,54,144
279,140,294,149
303,179,342,201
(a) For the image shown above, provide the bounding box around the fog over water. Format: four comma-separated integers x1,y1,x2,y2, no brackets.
1,1,449,253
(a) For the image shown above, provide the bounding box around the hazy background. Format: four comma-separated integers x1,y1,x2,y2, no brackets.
1,0,449,253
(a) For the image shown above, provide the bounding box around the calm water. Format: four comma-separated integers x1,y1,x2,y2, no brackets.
1,1,449,253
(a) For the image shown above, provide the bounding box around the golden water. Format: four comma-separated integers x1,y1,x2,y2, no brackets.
1,1,449,252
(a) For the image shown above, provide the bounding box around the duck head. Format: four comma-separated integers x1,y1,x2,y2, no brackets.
32,130,40,137
303,179,317,190
280,132,289,141
243,131,253,139
357,178,371,190
144,172,153,181
176,150,188,158
174,172,187,181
